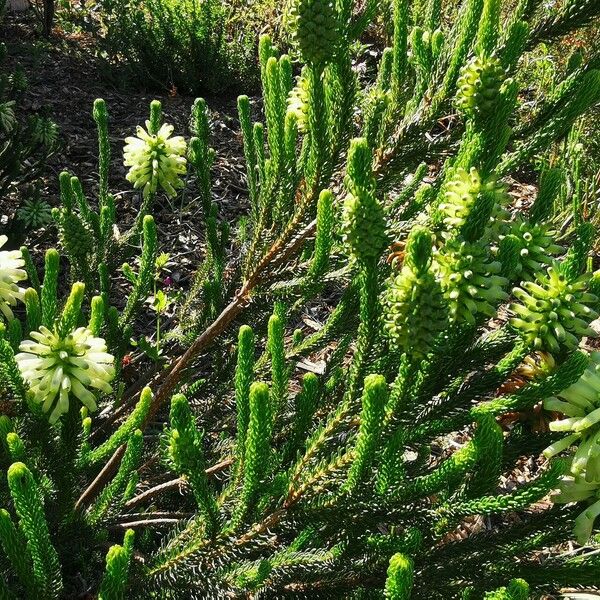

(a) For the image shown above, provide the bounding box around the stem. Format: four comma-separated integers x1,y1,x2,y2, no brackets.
111,518,185,529
124,458,232,510
74,444,126,512
346,261,379,402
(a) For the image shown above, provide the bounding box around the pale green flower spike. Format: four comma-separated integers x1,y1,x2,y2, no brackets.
383,227,448,358
290,0,340,65
502,218,563,281
0,235,27,321
439,167,508,232
509,266,598,354
123,122,187,199
341,138,387,263
287,68,309,134
544,352,600,480
455,55,505,119
16,326,115,424
434,239,508,326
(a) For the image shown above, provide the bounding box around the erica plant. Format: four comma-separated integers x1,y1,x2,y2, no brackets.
0,0,600,598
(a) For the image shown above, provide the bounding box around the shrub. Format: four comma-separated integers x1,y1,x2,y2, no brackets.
89,0,258,94
0,0,600,597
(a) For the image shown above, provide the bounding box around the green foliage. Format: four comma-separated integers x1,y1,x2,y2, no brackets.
190,98,215,216
0,508,33,595
7,462,62,598
167,395,219,535
83,387,152,466
119,216,158,328
91,0,257,93
469,412,504,496
40,249,59,328
345,374,388,492
0,326,27,403
15,194,52,231
233,381,272,526
99,530,135,600
93,98,111,210
56,281,85,338
267,312,287,419
234,325,255,471
88,295,105,336
384,553,414,599
87,430,143,526
483,578,530,599
390,0,409,100
305,189,334,288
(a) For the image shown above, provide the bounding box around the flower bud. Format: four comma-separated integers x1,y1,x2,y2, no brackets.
509,266,599,354
456,55,506,119
290,0,341,65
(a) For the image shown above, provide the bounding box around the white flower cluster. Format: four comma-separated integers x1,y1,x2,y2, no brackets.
124,122,187,199
544,352,600,475
16,326,115,424
553,473,600,544
0,235,26,320
545,352,600,543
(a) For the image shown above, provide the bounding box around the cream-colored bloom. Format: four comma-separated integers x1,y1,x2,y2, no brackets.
0,235,26,320
553,470,600,544
287,71,309,133
543,352,600,479
546,352,600,543
123,122,187,199
16,326,115,424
